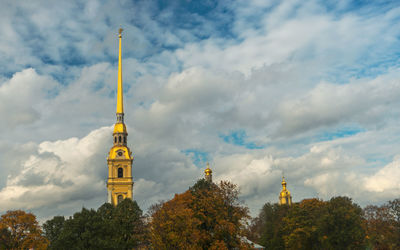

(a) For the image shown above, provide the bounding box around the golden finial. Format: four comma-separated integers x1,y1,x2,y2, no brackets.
205,162,212,182
118,28,123,38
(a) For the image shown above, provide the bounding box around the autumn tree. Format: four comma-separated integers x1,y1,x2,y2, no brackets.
0,210,48,250
150,179,251,249
388,199,400,248
364,199,400,249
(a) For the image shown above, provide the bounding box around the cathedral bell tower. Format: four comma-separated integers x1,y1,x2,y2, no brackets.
107,28,134,205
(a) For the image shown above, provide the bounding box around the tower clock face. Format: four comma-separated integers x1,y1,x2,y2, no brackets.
118,151,123,156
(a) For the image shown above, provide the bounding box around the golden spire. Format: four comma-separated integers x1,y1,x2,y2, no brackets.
113,28,127,134
117,28,124,114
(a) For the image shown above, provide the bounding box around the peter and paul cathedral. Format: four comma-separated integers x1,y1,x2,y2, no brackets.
106,28,134,205
105,29,293,207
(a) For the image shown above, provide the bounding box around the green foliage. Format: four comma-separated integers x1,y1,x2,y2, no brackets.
43,199,146,250
112,199,147,249
42,216,65,249
249,196,366,250
283,198,326,250
319,197,365,249
248,202,288,249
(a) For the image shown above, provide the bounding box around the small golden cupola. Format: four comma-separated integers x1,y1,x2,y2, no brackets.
106,28,134,206
204,162,212,182
279,176,292,205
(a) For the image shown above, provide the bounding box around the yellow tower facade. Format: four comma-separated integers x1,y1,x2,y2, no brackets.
279,177,292,205
107,28,134,206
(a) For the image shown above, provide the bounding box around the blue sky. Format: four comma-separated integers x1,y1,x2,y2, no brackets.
1,0,400,220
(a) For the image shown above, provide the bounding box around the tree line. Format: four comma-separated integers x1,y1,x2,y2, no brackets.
0,179,399,249
247,197,399,249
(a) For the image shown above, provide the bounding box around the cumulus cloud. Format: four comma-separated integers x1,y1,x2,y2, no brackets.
0,121,202,217
1,0,400,220
0,68,59,128
364,159,400,194
0,127,111,213
277,71,400,135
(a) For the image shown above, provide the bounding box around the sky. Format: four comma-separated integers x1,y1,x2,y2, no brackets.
1,0,400,221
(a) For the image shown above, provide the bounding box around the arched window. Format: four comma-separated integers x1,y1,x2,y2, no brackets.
124,136,126,143
119,136,121,143
118,167,123,178
114,137,117,143
117,195,123,204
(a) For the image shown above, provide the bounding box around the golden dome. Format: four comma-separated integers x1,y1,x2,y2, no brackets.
205,162,212,175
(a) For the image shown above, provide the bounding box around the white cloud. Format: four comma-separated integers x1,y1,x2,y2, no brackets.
0,127,111,212
304,172,340,197
0,68,59,128
364,159,400,193
277,71,400,135
1,0,400,220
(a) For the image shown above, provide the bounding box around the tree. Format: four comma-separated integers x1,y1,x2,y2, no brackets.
0,210,48,250
319,196,365,250
388,199,400,248
44,199,147,249
55,207,102,249
251,197,366,250
247,202,288,249
112,199,147,249
282,198,326,250
364,199,400,250
150,191,202,249
150,179,251,249
42,216,65,249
